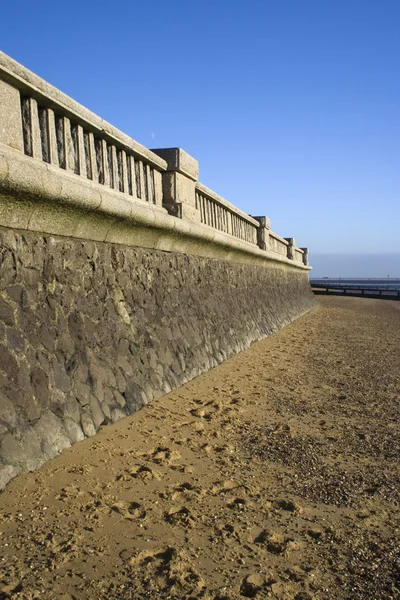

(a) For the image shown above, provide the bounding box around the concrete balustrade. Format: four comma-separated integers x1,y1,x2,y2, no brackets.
195,182,259,246
0,51,309,270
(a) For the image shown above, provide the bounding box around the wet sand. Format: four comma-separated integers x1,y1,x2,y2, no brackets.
0,296,399,600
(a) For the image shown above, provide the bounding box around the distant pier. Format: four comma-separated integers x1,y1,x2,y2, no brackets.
310,278,400,300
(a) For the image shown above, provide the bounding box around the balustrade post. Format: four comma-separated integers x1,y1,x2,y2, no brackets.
252,216,271,251
0,80,24,152
300,247,309,266
284,237,295,260
151,147,201,223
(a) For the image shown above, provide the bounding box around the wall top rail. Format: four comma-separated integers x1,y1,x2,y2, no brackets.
269,231,290,246
195,182,260,228
0,51,167,172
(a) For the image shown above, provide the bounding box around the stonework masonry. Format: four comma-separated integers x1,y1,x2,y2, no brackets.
0,227,315,489
0,52,317,488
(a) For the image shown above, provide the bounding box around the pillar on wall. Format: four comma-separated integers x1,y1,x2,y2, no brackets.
300,247,309,266
0,80,24,152
284,238,296,260
252,216,271,251
151,147,201,223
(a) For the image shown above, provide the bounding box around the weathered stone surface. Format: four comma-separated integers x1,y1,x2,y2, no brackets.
53,362,71,393
30,367,50,406
7,329,25,352
63,418,85,444
89,395,105,428
81,411,96,437
0,463,20,490
33,412,70,453
0,344,19,381
0,226,316,488
0,428,44,470
0,393,17,428
0,296,15,326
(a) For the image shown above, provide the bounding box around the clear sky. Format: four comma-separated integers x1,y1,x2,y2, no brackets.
1,0,399,264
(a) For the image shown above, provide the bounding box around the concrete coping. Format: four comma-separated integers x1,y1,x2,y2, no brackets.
0,143,311,271
195,182,260,228
0,51,168,172
151,148,199,181
269,230,290,246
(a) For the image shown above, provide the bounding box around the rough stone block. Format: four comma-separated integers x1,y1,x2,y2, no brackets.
81,411,96,437
0,344,19,381
0,393,17,428
0,296,15,326
63,418,85,444
33,411,70,453
89,395,105,428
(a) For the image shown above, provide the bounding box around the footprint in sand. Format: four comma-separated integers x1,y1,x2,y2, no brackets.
253,529,297,555
122,546,204,597
240,573,269,598
274,498,303,514
227,497,247,511
56,484,86,502
214,522,242,543
80,497,109,521
110,500,146,520
165,506,196,528
211,480,243,495
151,446,182,466
116,464,161,482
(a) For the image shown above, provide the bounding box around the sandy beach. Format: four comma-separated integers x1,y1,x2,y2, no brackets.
0,296,399,600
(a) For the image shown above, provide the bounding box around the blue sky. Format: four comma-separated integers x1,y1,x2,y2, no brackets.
1,0,399,264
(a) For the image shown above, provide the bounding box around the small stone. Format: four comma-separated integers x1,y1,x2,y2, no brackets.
0,296,14,326
89,395,105,428
63,419,85,444
6,284,24,304
75,381,91,406
33,411,70,453
30,367,50,406
53,362,71,393
101,402,111,419
0,345,19,381
0,393,18,428
113,390,126,408
110,407,126,423
7,329,25,352
81,412,96,437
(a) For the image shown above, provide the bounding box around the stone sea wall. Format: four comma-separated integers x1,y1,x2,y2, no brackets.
0,227,315,489
0,52,316,489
